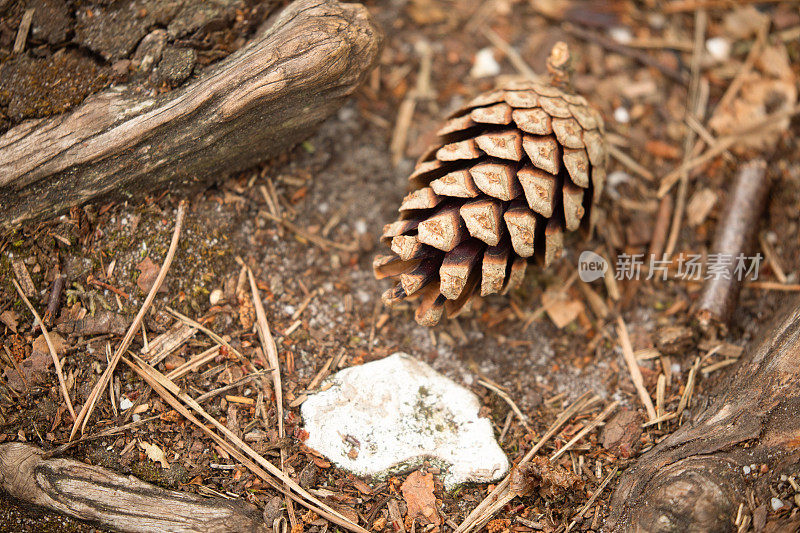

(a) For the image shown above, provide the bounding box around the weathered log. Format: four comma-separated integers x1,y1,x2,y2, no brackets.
0,0,382,230
0,442,268,532
609,296,800,532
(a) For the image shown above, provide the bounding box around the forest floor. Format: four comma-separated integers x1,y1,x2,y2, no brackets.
1,0,800,531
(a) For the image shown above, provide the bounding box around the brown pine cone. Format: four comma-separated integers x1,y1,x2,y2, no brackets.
375,68,607,326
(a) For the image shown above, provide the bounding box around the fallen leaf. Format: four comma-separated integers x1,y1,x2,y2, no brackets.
135,257,166,294
0,310,19,332
401,470,440,526
139,441,169,468
32,333,66,356
542,290,584,329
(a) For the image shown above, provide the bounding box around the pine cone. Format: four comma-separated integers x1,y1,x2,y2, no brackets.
375,64,607,326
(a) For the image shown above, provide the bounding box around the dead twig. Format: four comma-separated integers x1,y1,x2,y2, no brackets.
122,355,368,533
694,160,770,331
616,316,657,421
70,201,186,440
456,392,598,533
12,8,34,53
246,267,296,528
12,279,76,421
261,211,357,252
563,23,687,84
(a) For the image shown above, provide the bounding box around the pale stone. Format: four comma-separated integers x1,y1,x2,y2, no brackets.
301,353,509,488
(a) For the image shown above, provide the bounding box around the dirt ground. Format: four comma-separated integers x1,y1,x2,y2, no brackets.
1,0,800,532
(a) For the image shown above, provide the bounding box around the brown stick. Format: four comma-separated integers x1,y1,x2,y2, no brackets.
693,160,770,331
609,296,800,532
0,443,268,533
0,0,382,230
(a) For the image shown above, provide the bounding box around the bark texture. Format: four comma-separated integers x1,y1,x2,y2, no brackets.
0,0,382,230
0,442,268,532
608,296,800,532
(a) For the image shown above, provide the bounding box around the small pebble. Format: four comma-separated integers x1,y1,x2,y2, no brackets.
613,107,630,124
771,497,784,511
209,288,223,305
743,465,751,475
706,37,731,62
608,27,633,44
119,397,133,411
471,48,501,78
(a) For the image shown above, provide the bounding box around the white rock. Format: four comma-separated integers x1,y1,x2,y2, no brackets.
301,353,509,488
209,288,224,306
119,397,134,411
471,48,501,79
771,497,784,511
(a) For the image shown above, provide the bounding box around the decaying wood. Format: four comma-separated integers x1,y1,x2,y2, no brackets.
0,443,268,533
609,296,800,532
0,0,382,230
694,160,770,331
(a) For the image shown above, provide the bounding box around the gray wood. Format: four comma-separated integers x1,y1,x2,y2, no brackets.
0,0,382,230
610,297,800,532
0,442,268,532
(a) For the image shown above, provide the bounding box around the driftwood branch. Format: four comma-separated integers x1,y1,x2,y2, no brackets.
0,442,268,533
0,0,382,230
609,296,800,532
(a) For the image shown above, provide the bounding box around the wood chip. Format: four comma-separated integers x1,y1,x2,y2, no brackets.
469,161,522,201
481,241,510,296
417,204,468,251
460,198,504,246
439,241,483,300
436,139,482,161
686,188,717,226
552,117,585,149
523,135,560,175
512,108,553,135
475,130,524,161
11,259,35,297
430,169,480,198
400,187,442,211
562,183,585,231
503,200,537,258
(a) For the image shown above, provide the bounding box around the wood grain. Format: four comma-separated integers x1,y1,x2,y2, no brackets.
0,0,382,229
